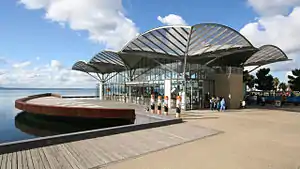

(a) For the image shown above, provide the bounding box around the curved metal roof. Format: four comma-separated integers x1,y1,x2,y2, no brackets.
88,51,126,74
243,45,289,66
121,25,190,58
72,23,290,75
187,23,253,56
121,23,254,57
72,61,100,73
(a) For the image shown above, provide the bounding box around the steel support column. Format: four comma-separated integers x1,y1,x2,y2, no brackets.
182,27,193,111
99,81,104,100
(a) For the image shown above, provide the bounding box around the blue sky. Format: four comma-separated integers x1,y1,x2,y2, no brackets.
0,1,101,67
0,0,299,87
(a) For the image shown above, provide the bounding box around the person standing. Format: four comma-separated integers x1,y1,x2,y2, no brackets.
176,95,181,118
164,96,169,115
150,94,155,114
157,96,162,115
210,96,214,110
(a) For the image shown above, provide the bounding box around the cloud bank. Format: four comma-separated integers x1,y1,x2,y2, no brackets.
0,59,96,88
18,0,139,50
241,0,300,81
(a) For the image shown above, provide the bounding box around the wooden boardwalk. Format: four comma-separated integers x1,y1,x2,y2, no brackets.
0,123,220,169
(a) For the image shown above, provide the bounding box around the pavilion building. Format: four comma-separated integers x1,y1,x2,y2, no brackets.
72,23,290,110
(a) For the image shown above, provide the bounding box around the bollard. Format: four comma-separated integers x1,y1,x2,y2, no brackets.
164,96,169,115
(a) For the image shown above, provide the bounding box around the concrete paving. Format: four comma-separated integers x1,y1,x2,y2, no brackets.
104,109,300,169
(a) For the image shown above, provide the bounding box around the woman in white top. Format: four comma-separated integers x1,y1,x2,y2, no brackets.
157,96,162,115
176,96,181,118
150,94,155,114
164,96,169,115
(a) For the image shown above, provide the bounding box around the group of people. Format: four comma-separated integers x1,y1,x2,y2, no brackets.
149,94,182,118
209,96,226,111
149,95,169,115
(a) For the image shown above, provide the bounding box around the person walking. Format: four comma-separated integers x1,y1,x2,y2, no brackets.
216,97,221,111
220,97,226,112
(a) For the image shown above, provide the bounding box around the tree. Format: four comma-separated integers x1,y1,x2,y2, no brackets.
278,82,287,92
288,69,300,91
255,68,274,91
273,77,280,91
243,70,255,90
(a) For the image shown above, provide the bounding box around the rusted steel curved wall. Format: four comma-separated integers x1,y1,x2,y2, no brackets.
15,93,135,122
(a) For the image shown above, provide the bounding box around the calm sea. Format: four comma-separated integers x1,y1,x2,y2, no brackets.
0,88,96,144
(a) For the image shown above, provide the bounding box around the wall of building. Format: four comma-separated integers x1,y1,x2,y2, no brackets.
213,73,243,109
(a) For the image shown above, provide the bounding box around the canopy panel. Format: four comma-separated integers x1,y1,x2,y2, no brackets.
188,23,253,57
72,61,100,73
88,51,126,74
243,45,289,66
121,26,190,58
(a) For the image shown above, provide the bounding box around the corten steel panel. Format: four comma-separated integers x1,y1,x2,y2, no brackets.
228,74,243,109
213,74,230,104
213,73,243,109
15,93,136,122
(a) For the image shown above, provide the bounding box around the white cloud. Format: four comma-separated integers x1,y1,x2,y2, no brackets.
12,61,31,68
240,7,300,74
157,14,187,26
50,60,62,70
36,57,40,61
240,7,300,53
18,0,139,50
247,0,300,16
0,60,96,88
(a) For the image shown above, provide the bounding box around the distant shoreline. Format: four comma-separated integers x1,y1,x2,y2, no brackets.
0,87,95,90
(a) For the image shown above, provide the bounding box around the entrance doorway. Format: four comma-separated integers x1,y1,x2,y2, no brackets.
186,80,204,110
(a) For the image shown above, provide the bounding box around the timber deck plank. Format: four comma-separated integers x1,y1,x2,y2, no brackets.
11,152,17,169
7,153,12,169
1,123,220,169
21,150,29,169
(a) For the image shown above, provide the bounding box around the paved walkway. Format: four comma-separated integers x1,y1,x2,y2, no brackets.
0,123,219,169
104,109,300,169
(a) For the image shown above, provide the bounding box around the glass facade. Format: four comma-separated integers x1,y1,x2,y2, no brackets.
100,60,218,109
